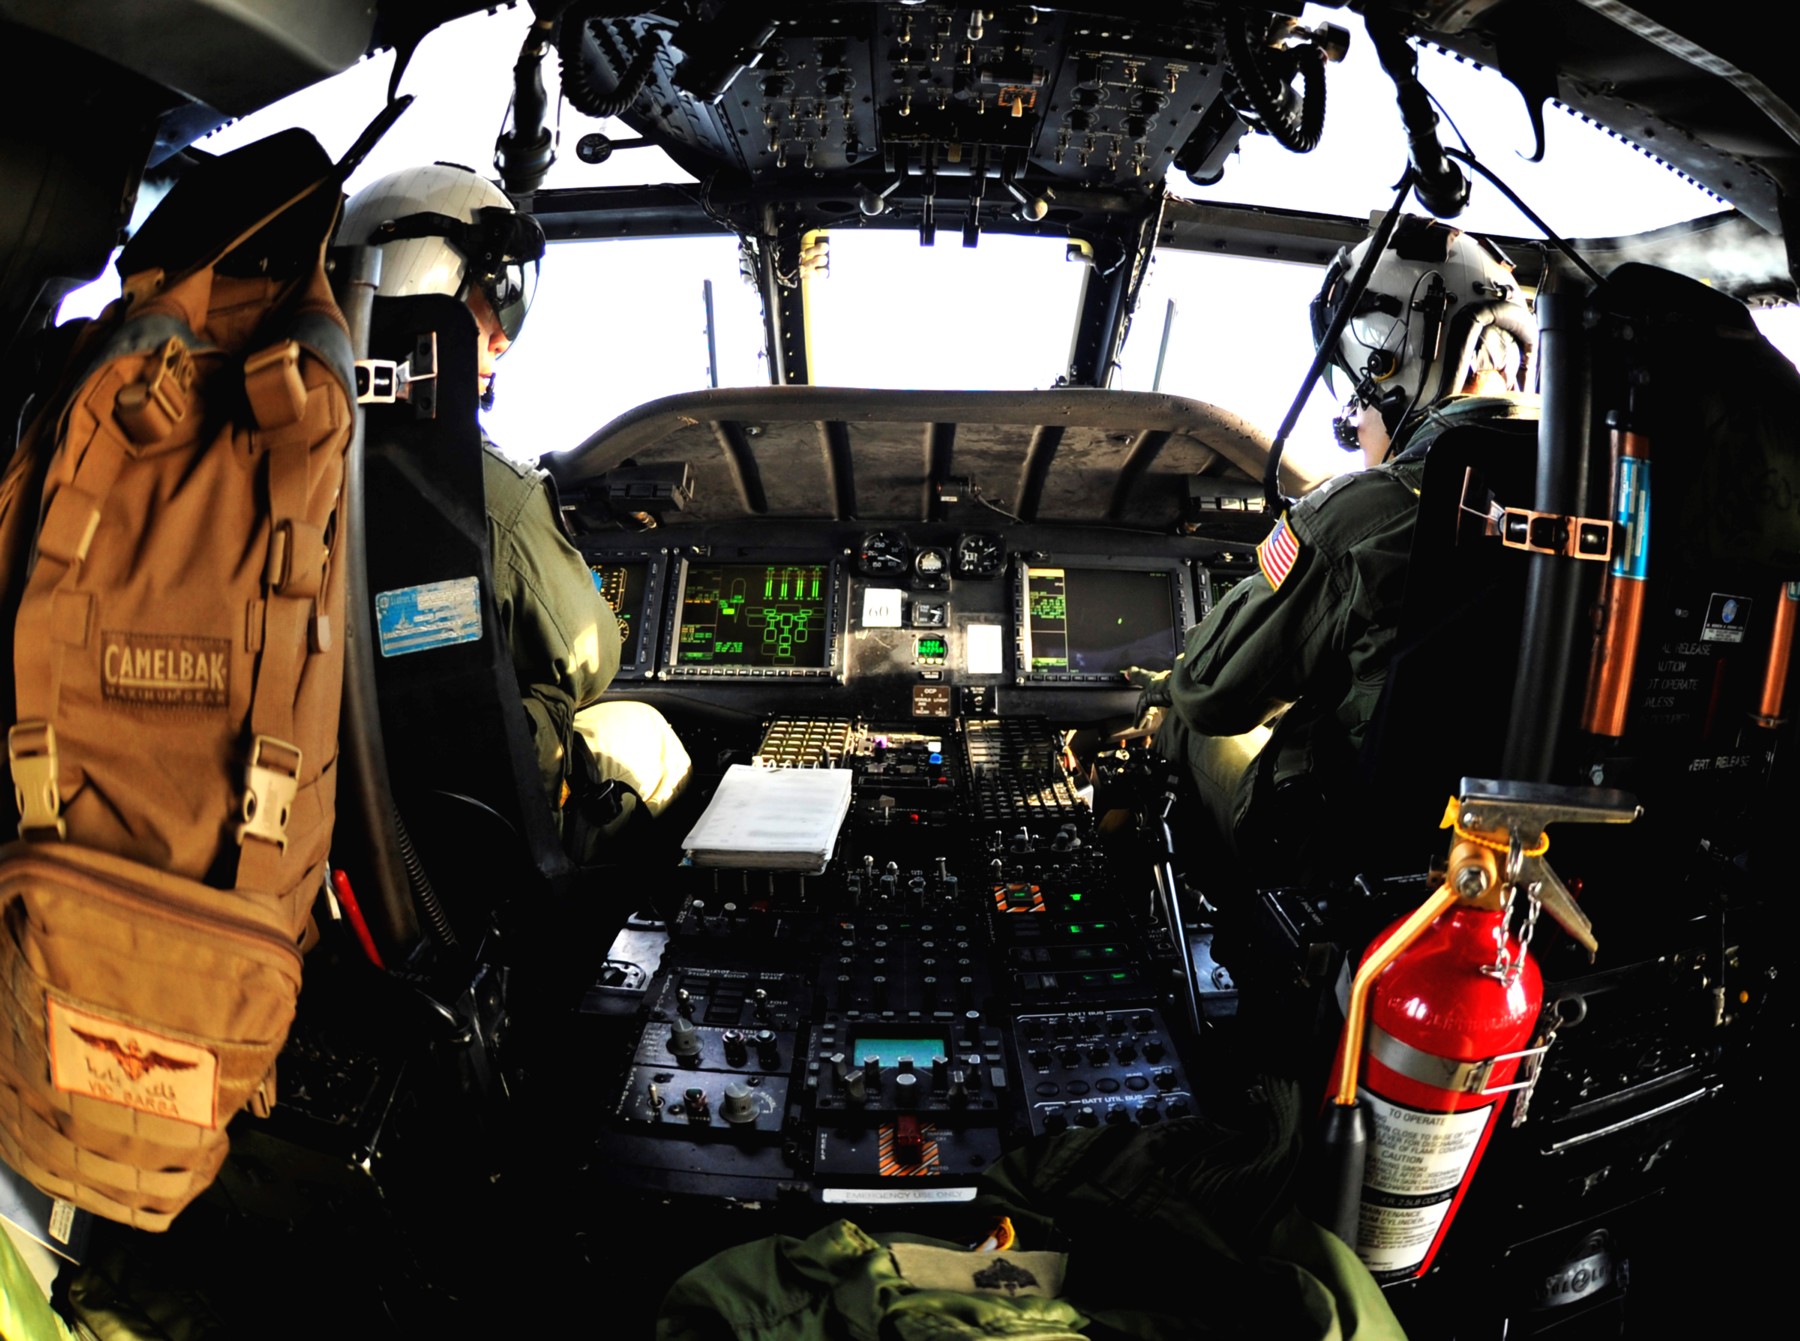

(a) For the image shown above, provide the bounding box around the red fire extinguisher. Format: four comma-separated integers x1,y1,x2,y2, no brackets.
1353,856,1543,1282
1312,783,1638,1281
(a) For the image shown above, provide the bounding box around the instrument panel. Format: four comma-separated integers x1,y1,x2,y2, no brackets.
582,524,1207,707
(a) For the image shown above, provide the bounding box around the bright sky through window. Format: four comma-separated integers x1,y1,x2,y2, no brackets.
54,2,1796,471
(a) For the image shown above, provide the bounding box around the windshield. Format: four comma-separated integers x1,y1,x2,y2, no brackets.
53,1,1798,467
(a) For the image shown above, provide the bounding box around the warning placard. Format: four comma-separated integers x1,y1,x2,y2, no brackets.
1355,1091,1495,1275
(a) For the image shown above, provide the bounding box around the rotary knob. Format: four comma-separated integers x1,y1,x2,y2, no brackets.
720,1082,758,1125
669,1016,702,1059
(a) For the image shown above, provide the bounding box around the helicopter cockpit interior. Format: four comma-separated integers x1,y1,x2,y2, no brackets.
3,3,1798,1337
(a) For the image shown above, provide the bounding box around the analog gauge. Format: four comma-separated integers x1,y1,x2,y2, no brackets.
955,532,1004,577
856,529,910,576
913,546,949,583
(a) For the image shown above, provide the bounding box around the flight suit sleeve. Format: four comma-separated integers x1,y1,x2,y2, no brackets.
1166,523,1343,739
484,449,623,800
1167,467,1421,747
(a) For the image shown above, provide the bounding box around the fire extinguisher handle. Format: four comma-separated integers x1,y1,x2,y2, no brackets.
1519,855,1597,959
1452,777,1641,960
1455,777,1642,830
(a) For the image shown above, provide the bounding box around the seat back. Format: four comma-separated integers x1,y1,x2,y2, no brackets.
1350,406,1540,874
359,294,572,933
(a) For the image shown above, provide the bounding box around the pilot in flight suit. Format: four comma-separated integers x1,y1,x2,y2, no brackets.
340,165,689,849
1150,217,1537,862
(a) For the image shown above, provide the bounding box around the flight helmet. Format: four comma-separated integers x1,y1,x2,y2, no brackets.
1311,215,1534,442
338,163,545,344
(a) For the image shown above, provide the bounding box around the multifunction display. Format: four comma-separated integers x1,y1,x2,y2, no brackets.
591,560,649,666
1019,565,1183,683
674,561,833,672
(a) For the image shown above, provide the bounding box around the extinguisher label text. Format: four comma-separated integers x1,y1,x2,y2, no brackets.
1357,1092,1496,1277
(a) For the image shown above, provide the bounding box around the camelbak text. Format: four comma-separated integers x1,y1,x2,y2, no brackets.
101,633,230,708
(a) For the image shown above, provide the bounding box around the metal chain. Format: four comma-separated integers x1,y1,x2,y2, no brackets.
1481,836,1525,980
1515,879,1544,969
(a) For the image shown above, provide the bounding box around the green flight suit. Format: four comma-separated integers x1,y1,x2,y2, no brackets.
655,1078,1406,1341
1156,396,1534,852
482,441,622,814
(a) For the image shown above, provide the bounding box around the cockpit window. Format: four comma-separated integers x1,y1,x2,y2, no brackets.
1113,251,1348,482
56,0,1795,458
483,235,769,456
803,232,1087,391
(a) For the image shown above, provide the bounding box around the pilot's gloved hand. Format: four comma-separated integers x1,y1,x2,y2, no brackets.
1116,666,1174,741
1123,665,1173,708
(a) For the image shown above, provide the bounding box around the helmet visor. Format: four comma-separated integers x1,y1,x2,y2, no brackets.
464,206,545,346
482,255,540,345
367,203,546,344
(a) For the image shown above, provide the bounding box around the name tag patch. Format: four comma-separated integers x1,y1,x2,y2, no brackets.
47,998,219,1129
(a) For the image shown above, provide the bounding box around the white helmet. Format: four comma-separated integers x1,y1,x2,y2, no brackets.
338,163,545,343
1311,215,1534,437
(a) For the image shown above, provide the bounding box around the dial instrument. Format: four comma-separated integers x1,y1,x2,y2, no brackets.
955,532,1004,577
856,529,910,576
913,546,949,585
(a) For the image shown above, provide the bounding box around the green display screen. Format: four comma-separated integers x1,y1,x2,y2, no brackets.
676,562,831,668
850,1037,946,1068
917,635,949,660
590,560,647,664
1024,566,1178,675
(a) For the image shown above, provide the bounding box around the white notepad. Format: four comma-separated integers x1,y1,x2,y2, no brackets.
681,763,854,872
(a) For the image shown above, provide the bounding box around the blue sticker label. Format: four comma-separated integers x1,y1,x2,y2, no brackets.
1611,458,1651,582
375,577,483,657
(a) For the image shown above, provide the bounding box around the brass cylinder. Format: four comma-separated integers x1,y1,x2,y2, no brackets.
1753,580,1800,727
1582,427,1651,738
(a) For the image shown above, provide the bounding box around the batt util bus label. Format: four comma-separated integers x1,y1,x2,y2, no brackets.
1355,1090,1494,1276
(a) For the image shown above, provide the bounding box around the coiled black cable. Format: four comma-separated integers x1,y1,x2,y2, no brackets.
1225,15,1327,154
393,803,457,950
558,6,666,121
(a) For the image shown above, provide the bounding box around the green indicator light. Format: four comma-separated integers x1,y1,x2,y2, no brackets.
1110,972,1128,981
1069,892,1083,901
1067,924,1083,935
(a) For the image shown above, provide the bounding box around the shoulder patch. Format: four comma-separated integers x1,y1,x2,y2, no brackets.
1258,514,1301,589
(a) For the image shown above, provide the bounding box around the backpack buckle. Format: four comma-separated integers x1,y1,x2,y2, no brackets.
8,721,66,840
115,337,196,445
244,340,306,430
238,734,302,851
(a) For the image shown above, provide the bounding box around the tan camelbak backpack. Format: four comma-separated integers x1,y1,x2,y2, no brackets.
0,129,355,1229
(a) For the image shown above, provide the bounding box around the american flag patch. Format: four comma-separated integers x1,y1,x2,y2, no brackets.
1258,515,1301,589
